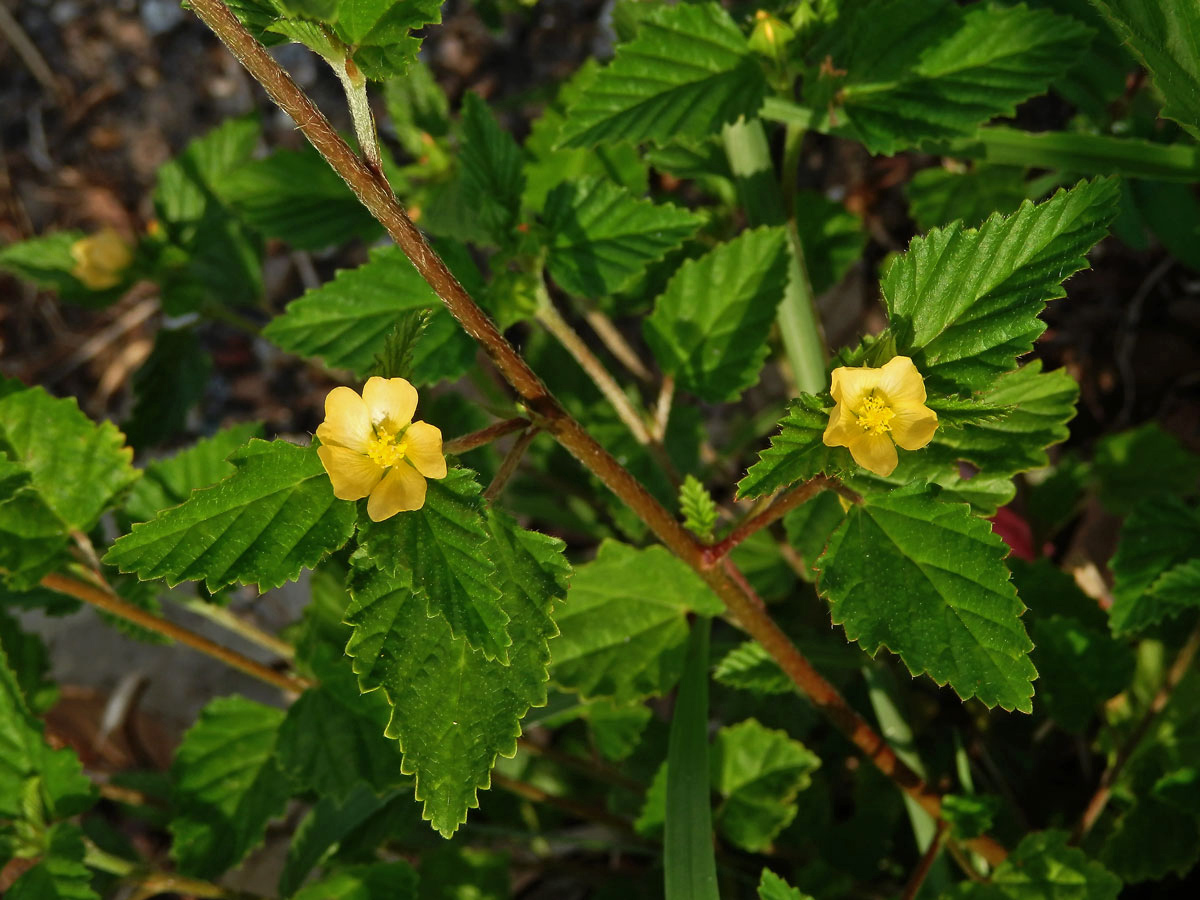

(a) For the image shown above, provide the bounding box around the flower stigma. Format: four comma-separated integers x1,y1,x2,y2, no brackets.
855,394,895,435
366,425,409,468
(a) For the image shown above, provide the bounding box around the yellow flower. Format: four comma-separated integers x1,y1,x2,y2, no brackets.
822,356,938,477
70,227,133,290
315,376,447,521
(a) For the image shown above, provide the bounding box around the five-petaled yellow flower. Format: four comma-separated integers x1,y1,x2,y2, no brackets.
822,356,938,477
316,377,447,520
70,227,133,290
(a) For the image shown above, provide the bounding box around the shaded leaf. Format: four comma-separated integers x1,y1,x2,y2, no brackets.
644,226,791,402
551,540,722,704
1109,498,1200,634
169,696,291,879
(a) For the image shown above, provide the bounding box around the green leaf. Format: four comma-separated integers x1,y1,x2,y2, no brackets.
123,422,264,524
557,2,767,148
330,0,443,81
262,244,473,385
711,719,820,853
738,394,842,499
279,783,393,897
1093,422,1200,515
277,652,404,800
551,540,722,704
456,93,525,248
105,439,355,592
664,618,719,900
522,59,649,211
543,176,703,299
758,870,814,900
782,491,847,581
0,610,57,714
357,468,509,662
383,60,450,157
215,145,382,250
294,862,418,900
1109,498,1200,634
0,486,70,591
224,0,288,46
906,165,1029,231
947,830,1121,900
794,190,867,295
123,328,212,450
344,509,567,837
809,0,1091,154
153,116,263,314
941,793,999,841
0,385,138,531
883,178,1119,393
1091,0,1200,140
0,644,94,821
817,484,1037,712
169,696,291,879
0,231,126,308
644,226,791,402
679,475,719,542
1101,791,1200,883
713,641,792,696
7,823,99,900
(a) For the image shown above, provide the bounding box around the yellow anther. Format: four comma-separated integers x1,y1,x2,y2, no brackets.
366,426,409,468
855,394,895,435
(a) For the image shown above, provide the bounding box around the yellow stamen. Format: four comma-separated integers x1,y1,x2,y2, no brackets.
366,426,409,468
856,394,895,435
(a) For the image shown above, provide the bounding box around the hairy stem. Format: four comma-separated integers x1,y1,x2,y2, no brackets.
701,476,856,565
584,308,654,383
444,417,531,455
184,0,1008,864
1072,622,1200,843
40,572,311,695
173,594,295,660
535,291,654,447
484,428,540,501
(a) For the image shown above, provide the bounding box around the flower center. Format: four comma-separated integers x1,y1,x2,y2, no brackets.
856,394,895,435
366,425,409,468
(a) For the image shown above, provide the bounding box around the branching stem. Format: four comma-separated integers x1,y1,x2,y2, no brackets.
444,417,531,454
40,572,311,695
484,428,540,501
901,820,949,900
184,0,1008,865
173,594,295,660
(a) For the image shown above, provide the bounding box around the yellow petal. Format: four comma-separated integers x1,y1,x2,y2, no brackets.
829,365,877,410
317,444,384,500
875,356,928,408
363,376,418,431
71,228,133,290
367,461,427,520
848,432,898,476
315,386,371,451
892,405,938,451
404,420,447,479
822,401,862,448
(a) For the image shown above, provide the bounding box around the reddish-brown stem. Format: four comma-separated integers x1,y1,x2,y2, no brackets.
40,573,312,695
484,428,540,501
1071,622,1200,844
184,0,1007,865
444,417,530,455
901,820,949,900
703,476,837,565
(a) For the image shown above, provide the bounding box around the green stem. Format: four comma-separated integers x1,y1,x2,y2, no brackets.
172,595,295,660
721,117,826,394
332,57,384,173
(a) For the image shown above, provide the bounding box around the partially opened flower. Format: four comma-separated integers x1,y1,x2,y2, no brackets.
316,377,447,520
822,356,938,477
70,227,133,290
